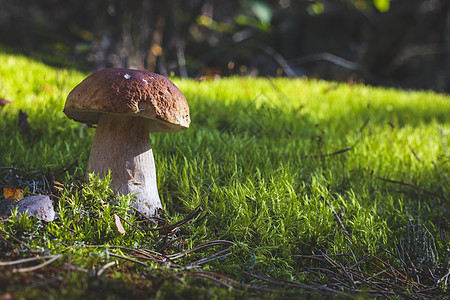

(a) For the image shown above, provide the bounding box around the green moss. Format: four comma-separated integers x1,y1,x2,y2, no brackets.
0,51,448,298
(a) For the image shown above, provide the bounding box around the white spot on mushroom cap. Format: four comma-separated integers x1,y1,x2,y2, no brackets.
142,79,148,84
124,74,131,79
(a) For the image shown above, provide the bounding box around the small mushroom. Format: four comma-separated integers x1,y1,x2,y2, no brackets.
64,68,190,217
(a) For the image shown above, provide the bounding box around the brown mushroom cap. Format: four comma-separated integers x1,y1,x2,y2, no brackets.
64,68,190,132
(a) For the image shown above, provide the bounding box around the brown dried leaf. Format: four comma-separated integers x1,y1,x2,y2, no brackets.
3,187,23,200
0,97,11,107
114,214,125,234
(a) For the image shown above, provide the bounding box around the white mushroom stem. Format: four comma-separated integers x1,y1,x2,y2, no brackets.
87,113,161,217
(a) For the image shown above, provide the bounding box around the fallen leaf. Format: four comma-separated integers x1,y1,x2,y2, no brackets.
114,214,125,234
0,97,11,107
18,110,31,136
3,187,23,200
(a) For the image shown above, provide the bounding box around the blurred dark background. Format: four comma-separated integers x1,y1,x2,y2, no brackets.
0,0,449,92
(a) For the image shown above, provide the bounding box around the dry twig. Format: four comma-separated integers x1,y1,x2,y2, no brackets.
0,227,33,251
376,176,447,201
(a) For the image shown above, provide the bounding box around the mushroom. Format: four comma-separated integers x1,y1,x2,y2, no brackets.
63,68,190,217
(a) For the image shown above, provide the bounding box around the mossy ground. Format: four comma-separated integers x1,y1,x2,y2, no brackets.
0,51,448,298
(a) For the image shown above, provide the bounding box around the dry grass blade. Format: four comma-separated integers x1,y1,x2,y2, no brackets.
135,248,170,263
157,236,182,253
64,263,88,273
107,240,235,270
407,143,422,162
437,269,449,286
183,272,233,289
346,260,432,298
184,270,278,293
0,255,59,266
245,271,350,296
376,176,447,201
167,240,236,260
432,161,449,181
319,250,340,268
294,253,350,261
143,206,202,234
144,179,218,235
303,147,353,158
108,253,149,268
97,261,117,277
108,246,175,266
188,247,233,266
293,249,443,298
349,255,371,269
346,269,396,298
372,255,420,290
322,197,357,247
339,262,356,287
13,254,62,273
